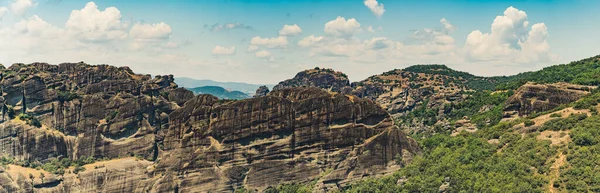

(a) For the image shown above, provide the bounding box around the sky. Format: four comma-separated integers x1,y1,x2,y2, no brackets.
0,0,599,84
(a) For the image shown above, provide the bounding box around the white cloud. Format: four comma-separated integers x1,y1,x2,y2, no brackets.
10,0,36,17
310,37,393,59
206,22,252,32
324,16,361,38
255,50,275,62
165,42,178,48
279,24,302,36
65,2,128,42
440,18,457,32
363,0,385,18
130,22,172,40
398,18,457,58
464,6,556,63
250,36,288,48
247,45,258,52
366,26,375,33
0,7,8,19
212,45,236,55
364,37,394,50
129,22,173,50
255,50,272,58
298,35,324,47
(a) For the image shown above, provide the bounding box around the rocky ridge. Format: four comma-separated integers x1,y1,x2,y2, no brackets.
0,62,419,192
504,82,596,117
269,65,497,134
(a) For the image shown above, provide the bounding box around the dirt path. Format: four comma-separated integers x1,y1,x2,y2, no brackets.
549,152,566,193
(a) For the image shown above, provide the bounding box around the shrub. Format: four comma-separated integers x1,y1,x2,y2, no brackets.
524,119,535,127
73,166,85,174
57,91,80,102
572,132,597,146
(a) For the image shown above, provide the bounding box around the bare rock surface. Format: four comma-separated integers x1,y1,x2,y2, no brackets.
0,63,419,192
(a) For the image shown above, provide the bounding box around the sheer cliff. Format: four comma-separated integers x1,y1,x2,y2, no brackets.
0,62,419,192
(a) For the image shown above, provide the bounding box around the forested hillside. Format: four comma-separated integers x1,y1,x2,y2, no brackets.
239,55,600,193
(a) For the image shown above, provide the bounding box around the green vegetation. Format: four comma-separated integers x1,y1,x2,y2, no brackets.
524,119,535,127
557,115,600,191
264,184,313,193
17,113,42,128
403,64,498,91
539,113,588,131
400,99,438,126
550,113,562,118
234,183,315,193
57,91,80,102
0,156,101,175
346,133,555,192
573,92,600,110
105,110,119,121
494,55,600,90
445,90,512,128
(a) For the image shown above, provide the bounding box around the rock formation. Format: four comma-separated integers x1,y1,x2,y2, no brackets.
273,67,350,93
253,85,270,98
504,82,595,117
0,63,419,192
269,66,484,134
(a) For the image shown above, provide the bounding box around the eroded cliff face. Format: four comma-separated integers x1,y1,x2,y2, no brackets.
151,87,420,192
268,67,479,135
272,67,474,117
504,82,595,117
0,63,419,192
272,68,351,93
0,62,187,163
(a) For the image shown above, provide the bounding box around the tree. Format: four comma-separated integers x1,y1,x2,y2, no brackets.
21,87,26,114
28,173,34,183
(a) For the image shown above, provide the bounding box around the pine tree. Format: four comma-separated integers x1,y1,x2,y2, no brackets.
21,87,27,115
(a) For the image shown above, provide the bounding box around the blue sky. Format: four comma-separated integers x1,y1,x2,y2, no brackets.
0,0,599,84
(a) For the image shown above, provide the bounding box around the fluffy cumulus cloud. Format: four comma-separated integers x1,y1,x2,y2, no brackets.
464,6,556,63
212,45,236,55
10,0,36,17
130,22,172,40
129,22,173,50
324,16,361,38
363,0,385,18
0,1,181,72
250,36,288,48
65,2,128,42
279,24,302,36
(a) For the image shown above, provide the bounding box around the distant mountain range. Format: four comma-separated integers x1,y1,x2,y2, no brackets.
174,77,274,95
187,86,250,100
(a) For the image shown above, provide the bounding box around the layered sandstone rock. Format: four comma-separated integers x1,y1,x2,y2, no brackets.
269,66,479,134
0,62,186,163
504,82,595,117
0,63,419,192
154,87,419,192
272,68,350,93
